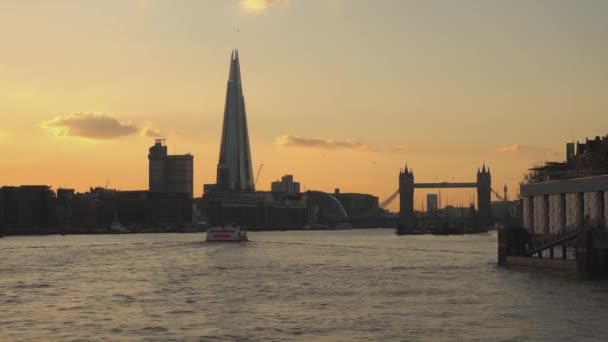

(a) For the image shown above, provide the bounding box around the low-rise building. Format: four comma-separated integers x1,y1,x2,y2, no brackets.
271,175,301,195
333,189,379,218
0,185,56,235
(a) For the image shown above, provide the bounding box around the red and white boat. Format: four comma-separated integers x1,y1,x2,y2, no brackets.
206,224,248,242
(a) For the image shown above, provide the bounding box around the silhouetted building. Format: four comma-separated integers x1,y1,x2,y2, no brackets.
427,194,438,214
203,190,349,229
113,191,193,230
211,49,255,193
399,165,416,228
566,142,575,162
201,51,350,229
333,189,379,218
271,175,301,195
307,191,349,225
0,185,56,235
477,165,492,227
69,188,194,232
148,139,194,198
55,188,74,231
205,192,308,229
528,134,608,183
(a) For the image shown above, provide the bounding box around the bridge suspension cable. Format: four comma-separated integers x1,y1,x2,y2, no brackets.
349,189,399,220
380,189,400,209
491,188,506,202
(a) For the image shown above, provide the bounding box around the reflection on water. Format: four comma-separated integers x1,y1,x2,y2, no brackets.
2,230,608,341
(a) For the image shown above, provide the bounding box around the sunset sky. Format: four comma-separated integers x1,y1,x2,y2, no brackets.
1,0,608,210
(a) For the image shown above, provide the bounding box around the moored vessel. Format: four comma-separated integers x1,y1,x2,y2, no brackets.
206,224,248,242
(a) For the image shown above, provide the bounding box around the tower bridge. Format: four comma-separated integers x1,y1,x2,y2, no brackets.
398,164,492,230
414,182,478,189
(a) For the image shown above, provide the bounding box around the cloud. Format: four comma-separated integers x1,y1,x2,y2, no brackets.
277,135,363,149
41,113,138,140
497,144,560,159
498,144,527,154
142,127,164,139
275,135,407,153
240,0,286,12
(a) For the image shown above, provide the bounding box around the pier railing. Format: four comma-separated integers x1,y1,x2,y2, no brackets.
527,225,582,257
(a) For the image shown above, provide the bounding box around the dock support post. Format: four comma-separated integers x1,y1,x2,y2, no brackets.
497,228,508,266
576,228,593,276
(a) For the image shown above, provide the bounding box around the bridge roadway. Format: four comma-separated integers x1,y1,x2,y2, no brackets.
414,182,478,189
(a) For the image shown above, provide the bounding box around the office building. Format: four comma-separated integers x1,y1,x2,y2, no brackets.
148,139,194,198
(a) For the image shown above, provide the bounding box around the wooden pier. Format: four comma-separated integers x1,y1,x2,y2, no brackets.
498,224,608,277
498,175,608,277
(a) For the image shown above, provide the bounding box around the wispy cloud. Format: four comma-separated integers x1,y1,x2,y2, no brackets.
240,0,286,12
142,126,163,139
498,144,527,154
277,135,364,149
41,113,138,140
497,143,560,159
276,135,406,153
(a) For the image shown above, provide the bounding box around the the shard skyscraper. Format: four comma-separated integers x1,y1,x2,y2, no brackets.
216,49,255,192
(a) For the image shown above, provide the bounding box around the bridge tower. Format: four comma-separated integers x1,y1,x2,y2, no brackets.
476,164,492,227
399,165,416,228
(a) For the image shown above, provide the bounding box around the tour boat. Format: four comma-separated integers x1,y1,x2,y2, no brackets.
206,224,248,242
108,219,129,234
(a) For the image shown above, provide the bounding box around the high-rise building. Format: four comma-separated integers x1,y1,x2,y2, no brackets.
566,142,575,161
216,49,255,192
148,139,193,198
427,194,438,214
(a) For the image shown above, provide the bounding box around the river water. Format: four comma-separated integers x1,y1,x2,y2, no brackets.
2,229,608,341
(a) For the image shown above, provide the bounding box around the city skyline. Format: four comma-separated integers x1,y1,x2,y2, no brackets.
1,0,608,209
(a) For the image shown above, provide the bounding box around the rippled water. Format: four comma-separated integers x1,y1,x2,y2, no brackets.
2,230,608,341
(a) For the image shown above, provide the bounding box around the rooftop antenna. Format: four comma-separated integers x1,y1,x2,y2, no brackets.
421,194,425,213
572,129,575,145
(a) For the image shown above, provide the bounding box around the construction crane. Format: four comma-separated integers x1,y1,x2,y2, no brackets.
254,163,264,187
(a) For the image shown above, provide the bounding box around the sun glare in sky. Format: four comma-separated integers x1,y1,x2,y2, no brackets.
240,0,279,12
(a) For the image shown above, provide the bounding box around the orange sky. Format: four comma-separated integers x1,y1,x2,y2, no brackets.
1,0,608,210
